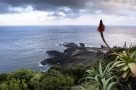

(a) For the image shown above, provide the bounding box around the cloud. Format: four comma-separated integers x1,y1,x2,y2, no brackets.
0,0,92,18
0,0,136,16
0,0,89,12
0,0,136,25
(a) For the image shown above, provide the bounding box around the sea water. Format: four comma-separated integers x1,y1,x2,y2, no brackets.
0,25,136,72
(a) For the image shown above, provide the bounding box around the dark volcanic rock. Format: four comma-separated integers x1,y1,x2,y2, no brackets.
40,42,103,66
63,42,78,49
64,48,76,56
80,43,85,48
46,50,64,58
41,56,68,65
41,50,68,65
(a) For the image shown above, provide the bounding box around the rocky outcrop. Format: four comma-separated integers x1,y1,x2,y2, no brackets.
63,42,78,49
40,42,106,66
46,50,64,58
40,50,67,65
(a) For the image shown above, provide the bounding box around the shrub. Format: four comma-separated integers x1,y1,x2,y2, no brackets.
7,69,36,81
63,65,86,84
41,70,74,90
0,67,83,90
0,79,28,90
29,73,42,90
0,73,8,83
48,65,86,85
6,69,41,90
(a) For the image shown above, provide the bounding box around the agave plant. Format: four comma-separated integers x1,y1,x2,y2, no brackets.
113,49,136,79
79,62,119,90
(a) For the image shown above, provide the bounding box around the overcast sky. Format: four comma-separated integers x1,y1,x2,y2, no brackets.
0,0,136,25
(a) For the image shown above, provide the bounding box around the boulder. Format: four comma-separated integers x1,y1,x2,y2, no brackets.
80,43,85,48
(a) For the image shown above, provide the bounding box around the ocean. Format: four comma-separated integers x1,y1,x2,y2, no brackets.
0,25,136,72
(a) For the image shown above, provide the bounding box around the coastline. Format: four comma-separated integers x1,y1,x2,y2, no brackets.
40,42,108,68
0,26,136,72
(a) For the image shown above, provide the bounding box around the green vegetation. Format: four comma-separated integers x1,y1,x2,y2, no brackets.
1,47,136,90
0,65,86,90
79,62,119,90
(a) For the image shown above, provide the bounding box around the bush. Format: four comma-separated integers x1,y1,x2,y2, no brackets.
41,74,74,90
63,65,86,84
0,79,28,90
0,73,8,83
48,65,86,85
7,69,36,82
0,67,80,90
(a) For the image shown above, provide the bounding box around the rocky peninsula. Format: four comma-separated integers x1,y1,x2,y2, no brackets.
40,42,108,67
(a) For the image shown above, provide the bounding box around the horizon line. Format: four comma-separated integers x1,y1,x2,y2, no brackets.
0,24,136,27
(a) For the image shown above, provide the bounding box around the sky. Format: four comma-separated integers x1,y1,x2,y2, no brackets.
0,0,136,25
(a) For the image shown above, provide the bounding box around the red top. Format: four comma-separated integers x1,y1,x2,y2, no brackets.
98,20,105,33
